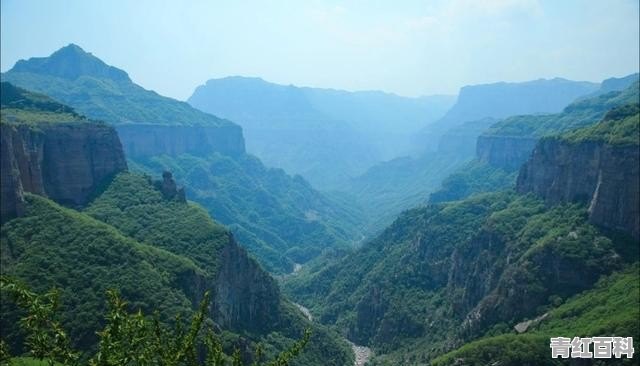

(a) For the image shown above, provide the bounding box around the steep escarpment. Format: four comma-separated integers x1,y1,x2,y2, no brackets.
116,123,245,158
477,76,639,171
517,104,640,240
0,83,126,223
415,78,599,153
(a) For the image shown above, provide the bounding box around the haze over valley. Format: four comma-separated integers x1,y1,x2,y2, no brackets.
1,1,639,365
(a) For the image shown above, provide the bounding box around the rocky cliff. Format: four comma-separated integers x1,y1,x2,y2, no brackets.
214,235,281,333
517,137,639,240
475,134,538,171
0,122,127,222
116,124,245,158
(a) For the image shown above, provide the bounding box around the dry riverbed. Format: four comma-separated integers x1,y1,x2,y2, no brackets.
293,302,372,366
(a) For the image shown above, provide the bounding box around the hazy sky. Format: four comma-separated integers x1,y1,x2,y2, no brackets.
1,0,638,100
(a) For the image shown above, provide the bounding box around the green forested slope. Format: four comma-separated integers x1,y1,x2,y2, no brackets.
285,191,636,364
432,264,639,366
1,173,354,365
129,153,366,274
0,194,199,352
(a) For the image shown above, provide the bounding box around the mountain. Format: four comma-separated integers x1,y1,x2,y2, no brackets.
428,78,640,205
414,77,600,154
284,105,639,364
187,76,454,189
3,44,233,128
478,77,639,171
0,82,127,223
344,77,599,226
517,103,640,240
2,45,365,274
0,91,353,365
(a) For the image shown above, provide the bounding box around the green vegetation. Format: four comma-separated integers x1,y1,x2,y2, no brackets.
2,45,231,127
85,173,229,276
1,193,198,352
1,277,312,366
432,264,640,366
561,103,639,146
345,152,469,235
1,173,353,366
0,82,86,126
484,81,639,138
129,153,365,274
2,46,367,275
429,159,517,203
285,191,633,364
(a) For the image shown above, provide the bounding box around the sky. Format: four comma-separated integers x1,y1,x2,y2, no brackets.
1,0,639,100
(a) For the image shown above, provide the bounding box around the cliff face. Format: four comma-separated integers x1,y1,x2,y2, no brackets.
476,135,538,171
517,138,640,240
116,124,245,158
214,236,281,333
0,122,127,222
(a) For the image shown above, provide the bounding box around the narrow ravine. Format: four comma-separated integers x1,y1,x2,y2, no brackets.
293,302,372,366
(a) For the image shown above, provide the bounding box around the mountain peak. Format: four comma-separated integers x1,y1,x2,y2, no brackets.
9,44,131,82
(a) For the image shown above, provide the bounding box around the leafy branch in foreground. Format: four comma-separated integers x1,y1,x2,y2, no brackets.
1,276,310,366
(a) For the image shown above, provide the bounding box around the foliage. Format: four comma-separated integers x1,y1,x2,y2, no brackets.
1,176,353,366
285,192,633,364
85,173,229,276
128,154,365,274
560,103,639,146
0,194,198,352
0,82,86,126
0,277,311,366
429,159,517,203
431,264,640,366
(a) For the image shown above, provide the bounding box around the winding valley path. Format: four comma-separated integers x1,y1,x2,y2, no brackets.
293,303,372,366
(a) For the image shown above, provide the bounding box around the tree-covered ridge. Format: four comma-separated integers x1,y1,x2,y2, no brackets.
285,191,633,364
85,173,229,276
483,81,639,138
2,45,233,127
560,103,640,146
428,160,517,204
432,264,640,366
0,193,199,352
1,174,354,365
0,82,86,126
129,153,366,274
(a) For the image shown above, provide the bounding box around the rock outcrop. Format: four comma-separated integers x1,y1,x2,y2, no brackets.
154,171,186,202
476,135,538,171
214,235,281,333
116,124,245,158
517,138,640,240
0,122,127,222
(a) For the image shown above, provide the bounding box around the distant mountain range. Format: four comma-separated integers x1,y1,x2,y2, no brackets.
188,76,455,189
414,77,601,153
2,44,366,275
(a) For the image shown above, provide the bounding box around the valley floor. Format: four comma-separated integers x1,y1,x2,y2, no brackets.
293,302,372,366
